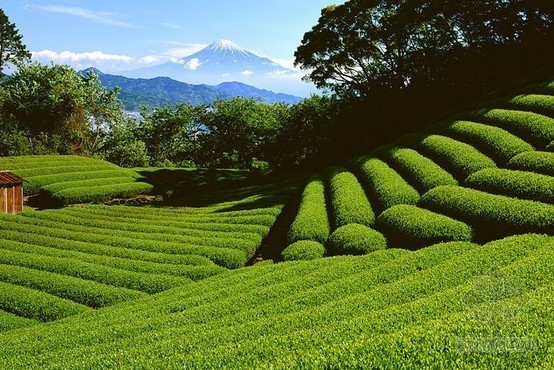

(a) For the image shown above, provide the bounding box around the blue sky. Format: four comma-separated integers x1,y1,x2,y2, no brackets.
3,0,343,73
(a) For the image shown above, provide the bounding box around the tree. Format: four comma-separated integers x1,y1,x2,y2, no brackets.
295,0,554,97
0,8,31,80
197,97,288,169
0,62,125,154
138,103,205,167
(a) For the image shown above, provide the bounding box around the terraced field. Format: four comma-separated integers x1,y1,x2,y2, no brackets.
283,87,554,258
1,233,554,368
0,81,553,368
0,155,153,204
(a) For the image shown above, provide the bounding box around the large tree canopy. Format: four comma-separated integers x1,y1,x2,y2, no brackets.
0,8,30,80
295,0,554,97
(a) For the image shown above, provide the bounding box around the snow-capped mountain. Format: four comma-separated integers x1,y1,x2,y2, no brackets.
124,40,315,96
178,39,283,76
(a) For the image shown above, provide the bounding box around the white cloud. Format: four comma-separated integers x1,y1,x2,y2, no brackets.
33,5,131,27
185,58,202,70
240,70,254,76
32,50,142,73
32,50,134,63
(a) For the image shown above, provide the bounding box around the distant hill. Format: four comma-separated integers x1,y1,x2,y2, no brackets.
123,39,315,96
79,68,304,111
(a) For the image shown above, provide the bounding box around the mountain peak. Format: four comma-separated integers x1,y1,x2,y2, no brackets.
208,39,243,52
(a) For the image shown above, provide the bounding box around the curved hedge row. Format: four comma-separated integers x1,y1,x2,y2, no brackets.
326,166,374,228
0,281,89,322
507,151,554,176
416,134,496,181
465,168,554,204
24,169,140,195
353,156,419,213
509,94,554,117
281,240,325,261
0,220,247,269
50,182,154,204
0,214,259,258
376,204,473,249
328,223,387,255
0,248,192,294
0,310,36,333
480,109,554,148
378,146,457,193
0,264,147,308
419,185,554,238
287,176,330,244
445,120,534,165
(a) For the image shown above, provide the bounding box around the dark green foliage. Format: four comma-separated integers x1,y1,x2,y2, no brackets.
326,166,374,228
420,185,554,240
480,109,554,148
328,223,387,255
281,240,325,261
509,94,554,117
0,9,31,79
287,176,330,244
445,120,534,165
377,146,457,193
352,156,419,213
465,168,554,204
507,151,554,176
547,141,554,151
416,134,497,180
376,204,473,249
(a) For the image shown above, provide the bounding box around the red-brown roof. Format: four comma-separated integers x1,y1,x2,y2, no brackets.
0,171,24,186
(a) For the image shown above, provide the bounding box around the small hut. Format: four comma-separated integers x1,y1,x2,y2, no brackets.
0,171,24,214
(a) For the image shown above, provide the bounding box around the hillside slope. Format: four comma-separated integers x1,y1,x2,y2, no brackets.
282,82,554,259
0,80,552,369
1,234,553,368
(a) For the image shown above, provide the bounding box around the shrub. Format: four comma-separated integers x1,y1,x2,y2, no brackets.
419,185,554,239
326,166,374,228
378,146,457,193
445,120,534,165
547,141,554,151
287,176,330,244
327,223,387,255
0,264,147,308
0,311,36,332
508,94,554,117
0,248,191,294
416,134,496,181
352,156,419,213
507,151,554,176
0,281,89,321
480,109,554,148
0,222,248,269
50,182,154,204
281,240,325,261
465,168,554,204
376,204,473,249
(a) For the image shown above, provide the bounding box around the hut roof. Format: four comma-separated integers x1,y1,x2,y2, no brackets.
0,171,24,186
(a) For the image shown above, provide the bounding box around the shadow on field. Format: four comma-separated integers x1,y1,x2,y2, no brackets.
25,193,64,210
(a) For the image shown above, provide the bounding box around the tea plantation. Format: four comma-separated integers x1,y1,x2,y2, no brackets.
0,81,553,368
